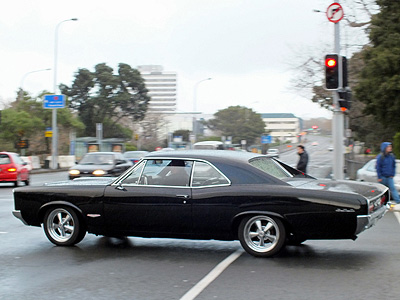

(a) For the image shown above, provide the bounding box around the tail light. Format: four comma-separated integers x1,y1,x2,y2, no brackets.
380,194,387,206
7,168,17,172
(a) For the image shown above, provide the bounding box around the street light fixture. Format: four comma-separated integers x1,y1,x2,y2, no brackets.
192,78,212,140
51,18,78,169
19,68,51,102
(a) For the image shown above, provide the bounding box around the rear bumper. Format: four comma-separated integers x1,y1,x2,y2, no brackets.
355,204,389,235
12,210,28,225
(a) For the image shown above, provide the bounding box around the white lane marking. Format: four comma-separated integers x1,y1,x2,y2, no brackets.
393,211,400,224
180,249,243,300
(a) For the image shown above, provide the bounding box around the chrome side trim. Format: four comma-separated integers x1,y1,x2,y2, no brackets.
12,210,28,225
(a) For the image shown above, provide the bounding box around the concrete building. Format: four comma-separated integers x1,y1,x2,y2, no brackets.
138,65,177,112
261,113,301,144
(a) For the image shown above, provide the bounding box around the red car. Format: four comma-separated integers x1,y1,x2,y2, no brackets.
0,152,30,187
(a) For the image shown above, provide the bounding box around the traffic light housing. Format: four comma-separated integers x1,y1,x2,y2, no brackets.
325,54,339,89
338,88,352,111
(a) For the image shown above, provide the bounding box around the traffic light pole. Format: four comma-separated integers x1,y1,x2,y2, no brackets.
332,22,345,180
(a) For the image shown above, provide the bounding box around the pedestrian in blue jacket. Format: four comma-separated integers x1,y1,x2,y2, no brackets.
376,142,400,204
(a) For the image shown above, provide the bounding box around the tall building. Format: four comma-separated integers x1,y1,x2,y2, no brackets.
137,65,177,113
261,113,301,143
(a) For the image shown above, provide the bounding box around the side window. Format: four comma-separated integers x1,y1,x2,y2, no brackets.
0,154,11,165
192,161,230,187
123,159,193,187
121,161,145,184
146,159,192,187
367,161,376,172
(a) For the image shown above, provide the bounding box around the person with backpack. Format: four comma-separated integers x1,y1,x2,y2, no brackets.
376,142,400,204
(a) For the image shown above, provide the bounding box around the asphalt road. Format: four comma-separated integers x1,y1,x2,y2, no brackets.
1,145,400,300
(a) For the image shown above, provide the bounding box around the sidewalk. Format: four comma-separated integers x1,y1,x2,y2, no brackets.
30,168,69,174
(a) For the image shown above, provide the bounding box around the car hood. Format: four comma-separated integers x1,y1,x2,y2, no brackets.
69,164,115,171
283,177,388,200
45,177,115,186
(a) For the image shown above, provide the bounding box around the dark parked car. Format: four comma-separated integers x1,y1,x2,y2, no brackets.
68,152,132,180
0,152,30,187
14,150,389,257
123,150,149,164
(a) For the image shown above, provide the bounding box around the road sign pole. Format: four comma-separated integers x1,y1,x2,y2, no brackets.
332,21,344,180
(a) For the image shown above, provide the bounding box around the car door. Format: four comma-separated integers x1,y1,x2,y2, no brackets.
103,159,193,236
190,161,234,237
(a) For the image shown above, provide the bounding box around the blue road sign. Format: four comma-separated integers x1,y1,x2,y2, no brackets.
43,94,65,109
261,135,272,144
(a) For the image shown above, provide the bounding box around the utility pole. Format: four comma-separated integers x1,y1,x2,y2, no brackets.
326,2,345,180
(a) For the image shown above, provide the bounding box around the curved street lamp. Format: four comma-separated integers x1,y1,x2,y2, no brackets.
18,68,51,102
192,78,212,142
51,18,78,170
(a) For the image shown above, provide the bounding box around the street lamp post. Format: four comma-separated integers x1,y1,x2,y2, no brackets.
19,68,51,102
192,78,212,141
51,18,78,169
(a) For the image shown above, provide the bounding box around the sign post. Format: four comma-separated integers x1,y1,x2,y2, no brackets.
43,94,65,169
326,2,345,180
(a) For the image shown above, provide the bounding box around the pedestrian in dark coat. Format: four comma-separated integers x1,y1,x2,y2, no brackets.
296,145,308,173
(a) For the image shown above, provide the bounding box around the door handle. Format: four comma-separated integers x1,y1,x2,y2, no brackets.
176,194,190,199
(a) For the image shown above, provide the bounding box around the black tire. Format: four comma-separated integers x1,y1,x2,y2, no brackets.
14,177,20,187
24,176,30,186
43,206,86,246
238,215,286,258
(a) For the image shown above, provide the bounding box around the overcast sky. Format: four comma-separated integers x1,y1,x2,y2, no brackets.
0,0,353,120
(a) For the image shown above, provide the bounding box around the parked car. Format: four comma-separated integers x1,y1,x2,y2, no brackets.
14,150,389,258
266,148,279,158
356,158,400,192
193,141,224,150
0,152,30,187
68,152,133,180
123,151,149,164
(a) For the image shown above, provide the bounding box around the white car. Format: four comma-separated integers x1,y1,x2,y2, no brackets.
266,148,279,158
356,158,400,192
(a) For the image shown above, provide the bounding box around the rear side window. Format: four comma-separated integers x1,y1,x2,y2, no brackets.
192,161,230,187
0,154,11,165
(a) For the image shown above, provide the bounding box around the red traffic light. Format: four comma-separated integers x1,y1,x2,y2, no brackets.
325,58,337,68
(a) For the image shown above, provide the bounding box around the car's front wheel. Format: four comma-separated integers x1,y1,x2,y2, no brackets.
238,215,286,257
43,207,86,246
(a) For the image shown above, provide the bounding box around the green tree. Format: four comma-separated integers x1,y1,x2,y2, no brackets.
0,91,85,154
355,0,400,132
173,130,191,142
205,106,265,145
60,63,150,138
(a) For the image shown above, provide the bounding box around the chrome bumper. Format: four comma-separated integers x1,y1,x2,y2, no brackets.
12,210,28,225
355,204,389,235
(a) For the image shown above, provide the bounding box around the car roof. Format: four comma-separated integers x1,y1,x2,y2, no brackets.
144,150,286,185
146,150,263,163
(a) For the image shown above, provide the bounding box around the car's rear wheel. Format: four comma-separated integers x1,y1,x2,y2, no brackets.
43,207,86,246
238,215,286,257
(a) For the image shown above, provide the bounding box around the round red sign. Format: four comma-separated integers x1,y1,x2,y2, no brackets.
326,2,344,23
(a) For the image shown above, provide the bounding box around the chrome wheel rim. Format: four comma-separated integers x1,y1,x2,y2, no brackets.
46,208,75,243
243,216,280,253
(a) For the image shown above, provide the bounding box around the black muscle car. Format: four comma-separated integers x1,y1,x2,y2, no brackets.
13,150,390,257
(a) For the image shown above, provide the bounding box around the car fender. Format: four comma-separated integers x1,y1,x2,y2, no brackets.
39,201,83,222
232,210,286,233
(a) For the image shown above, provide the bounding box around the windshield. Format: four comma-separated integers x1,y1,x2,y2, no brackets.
79,154,114,165
249,157,291,179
